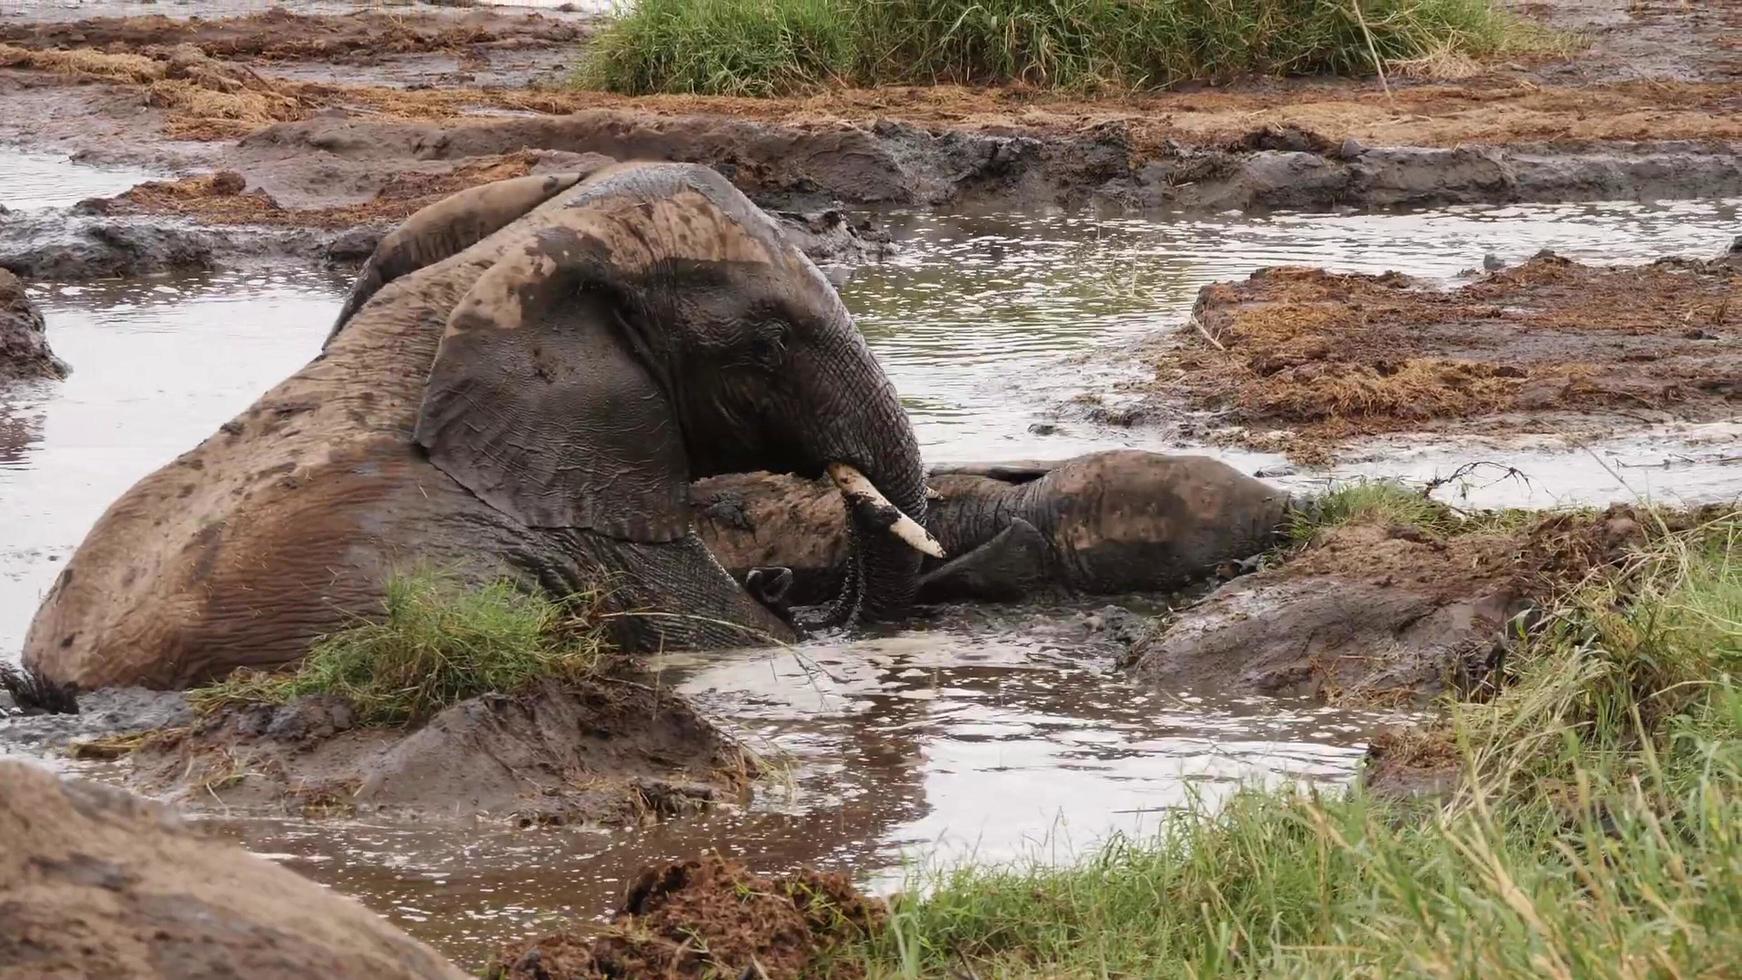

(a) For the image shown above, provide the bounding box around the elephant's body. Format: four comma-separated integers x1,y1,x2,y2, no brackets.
694,451,1292,604
26,165,926,690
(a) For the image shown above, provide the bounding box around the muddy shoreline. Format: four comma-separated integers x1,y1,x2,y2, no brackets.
2,0,1740,968
0,1,1737,242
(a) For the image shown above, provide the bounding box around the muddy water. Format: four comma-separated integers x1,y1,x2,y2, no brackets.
209,603,1401,967
3,150,1740,963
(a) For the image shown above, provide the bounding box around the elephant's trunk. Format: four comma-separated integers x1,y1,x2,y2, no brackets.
809,353,929,626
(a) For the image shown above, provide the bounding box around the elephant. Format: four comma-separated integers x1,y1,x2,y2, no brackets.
693,450,1293,607
23,163,934,691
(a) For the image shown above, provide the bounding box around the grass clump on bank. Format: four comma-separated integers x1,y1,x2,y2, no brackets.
192,571,607,726
1283,475,1540,544
580,0,1523,96
855,511,1742,977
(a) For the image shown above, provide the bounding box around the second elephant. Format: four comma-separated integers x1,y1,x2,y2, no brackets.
694,450,1293,605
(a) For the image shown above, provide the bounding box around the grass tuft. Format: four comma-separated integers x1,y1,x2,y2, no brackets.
856,510,1742,978
191,570,608,727
580,0,1530,96
1285,477,1457,542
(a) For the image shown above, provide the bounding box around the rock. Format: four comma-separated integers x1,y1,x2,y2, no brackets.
125,679,753,825
1129,523,1530,701
0,268,66,382
0,218,217,280
0,759,469,980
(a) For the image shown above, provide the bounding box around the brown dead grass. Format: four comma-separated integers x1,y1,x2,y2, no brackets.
0,9,585,62
0,42,311,138
1160,255,1741,456
491,855,885,980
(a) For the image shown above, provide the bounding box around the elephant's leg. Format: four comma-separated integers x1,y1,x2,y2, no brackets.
533,530,795,650
916,518,1052,603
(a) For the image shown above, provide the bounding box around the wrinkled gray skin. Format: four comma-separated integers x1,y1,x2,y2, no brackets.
24,163,926,690
695,451,1292,607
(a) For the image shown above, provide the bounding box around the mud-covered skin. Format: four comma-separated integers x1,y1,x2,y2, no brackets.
0,760,468,980
24,163,927,690
0,269,65,383
693,451,1291,605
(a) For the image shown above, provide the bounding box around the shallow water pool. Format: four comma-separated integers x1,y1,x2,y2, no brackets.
3,154,1739,962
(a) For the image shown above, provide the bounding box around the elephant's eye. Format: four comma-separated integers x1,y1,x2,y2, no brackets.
750,321,790,367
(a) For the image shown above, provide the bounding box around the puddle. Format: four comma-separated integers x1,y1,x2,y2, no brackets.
0,148,159,210
200,602,1401,967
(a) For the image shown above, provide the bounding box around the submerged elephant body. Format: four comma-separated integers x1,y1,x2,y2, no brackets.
694,451,1292,605
25,164,928,690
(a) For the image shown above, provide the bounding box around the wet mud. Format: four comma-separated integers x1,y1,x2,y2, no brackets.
0,154,890,281
0,758,470,980
0,1,1738,219
1134,250,1741,463
1128,504,1665,704
493,855,884,980
117,675,754,826
0,268,63,382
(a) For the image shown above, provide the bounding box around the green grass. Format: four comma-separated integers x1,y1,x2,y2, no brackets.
1282,476,1543,544
191,570,608,726
853,510,1742,978
579,0,1527,96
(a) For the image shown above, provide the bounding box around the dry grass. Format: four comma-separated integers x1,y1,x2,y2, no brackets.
1156,256,1742,459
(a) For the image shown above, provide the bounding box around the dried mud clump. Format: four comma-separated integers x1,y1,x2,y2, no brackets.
0,759,469,980
1162,252,1740,456
0,41,310,138
494,855,886,980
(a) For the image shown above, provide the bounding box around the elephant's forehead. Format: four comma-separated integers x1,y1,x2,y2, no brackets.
557,188,784,270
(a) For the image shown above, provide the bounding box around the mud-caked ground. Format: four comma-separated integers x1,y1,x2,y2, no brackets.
1132,250,1741,463
1123,501,1713,710
0,0,1738,262
119,673,754,826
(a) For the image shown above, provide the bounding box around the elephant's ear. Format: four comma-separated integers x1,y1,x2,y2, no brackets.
412,230,689,541
326,172,591,345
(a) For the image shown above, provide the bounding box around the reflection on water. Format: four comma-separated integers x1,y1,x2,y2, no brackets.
0,273,341,654
210,601,1405,967
0,149,158,210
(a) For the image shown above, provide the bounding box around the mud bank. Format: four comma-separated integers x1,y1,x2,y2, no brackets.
1125,249,1741,463
0,267,64,382
1,1,1740,218
0,758,468,980
1125,502,1688,705
0,173,890,281
99,675,754,826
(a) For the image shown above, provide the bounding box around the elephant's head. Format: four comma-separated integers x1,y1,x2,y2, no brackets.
347,163,935,625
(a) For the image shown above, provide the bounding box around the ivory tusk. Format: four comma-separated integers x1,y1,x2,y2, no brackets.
826,463,946,559
926,486,944,501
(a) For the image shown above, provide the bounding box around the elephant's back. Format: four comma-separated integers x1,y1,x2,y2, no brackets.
20,268,499,689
